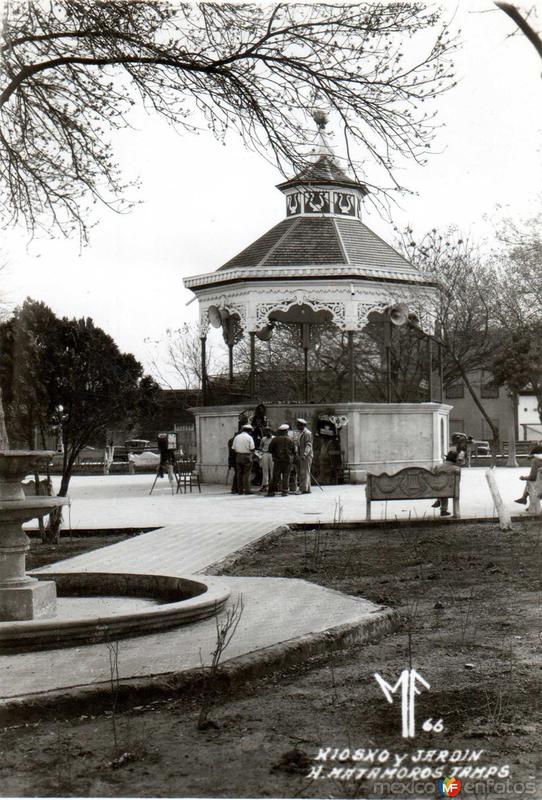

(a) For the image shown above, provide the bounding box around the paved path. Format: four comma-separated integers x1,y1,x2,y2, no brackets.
38,466,530,529
32,468,528,576
1,578,388,701
1,467,531,705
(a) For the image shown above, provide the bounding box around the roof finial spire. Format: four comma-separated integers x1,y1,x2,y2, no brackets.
312,109,328,131
311,108,334,158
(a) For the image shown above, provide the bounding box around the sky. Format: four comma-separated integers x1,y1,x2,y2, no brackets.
3,1,542,385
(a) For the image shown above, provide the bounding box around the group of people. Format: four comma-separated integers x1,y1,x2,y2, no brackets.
451,433,475,467
229,418,313,497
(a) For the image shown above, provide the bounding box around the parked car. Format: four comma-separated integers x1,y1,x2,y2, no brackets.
124,439,152,453
113,439,154,462
451,432,490,456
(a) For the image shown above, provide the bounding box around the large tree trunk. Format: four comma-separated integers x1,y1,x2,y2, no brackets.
44,454,73,544
457,364,500,465
0,388,9,449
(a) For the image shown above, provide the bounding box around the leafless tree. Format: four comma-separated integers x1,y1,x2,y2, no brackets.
146,323,223,390
489,212,542,426
490,211,542,326
400,227,503,445
1,2,457,241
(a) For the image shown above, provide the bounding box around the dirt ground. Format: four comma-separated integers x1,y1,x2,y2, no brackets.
1,519,541,798
25,530,147,571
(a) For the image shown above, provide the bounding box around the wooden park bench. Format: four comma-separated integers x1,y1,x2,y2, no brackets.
365,466,461,521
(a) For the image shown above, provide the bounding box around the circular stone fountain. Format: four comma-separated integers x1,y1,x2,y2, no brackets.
0,449,230,653
0,451,68,621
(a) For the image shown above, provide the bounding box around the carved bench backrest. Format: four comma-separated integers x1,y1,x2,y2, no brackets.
367,467,460,501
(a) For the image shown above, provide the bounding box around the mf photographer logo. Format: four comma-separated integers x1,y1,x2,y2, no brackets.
437,776,462,797
374,669,435,738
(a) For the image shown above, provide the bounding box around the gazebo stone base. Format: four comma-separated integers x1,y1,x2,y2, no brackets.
191,402,452,485
0,579,57,621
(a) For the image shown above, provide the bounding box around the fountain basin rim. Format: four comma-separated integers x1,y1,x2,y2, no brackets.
0,450,57,458
0,571,231,652
0,497,69,521
0,497,69,509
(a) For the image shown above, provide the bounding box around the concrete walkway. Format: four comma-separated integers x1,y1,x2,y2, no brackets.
36,465,531,528
1,467,532,707
30,468,529,576
1,578,392,702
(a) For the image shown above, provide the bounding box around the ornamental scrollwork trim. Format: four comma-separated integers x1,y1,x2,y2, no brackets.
357,301,388,327
223,302,247,329
255,297,347,330
198,316,210,337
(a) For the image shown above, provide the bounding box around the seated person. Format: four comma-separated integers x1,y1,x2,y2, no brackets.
515,445,542,506
431,450,460,517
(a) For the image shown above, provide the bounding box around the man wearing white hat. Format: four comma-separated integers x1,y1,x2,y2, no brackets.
232,424,255,495
268,424,295,497
296,418,313,494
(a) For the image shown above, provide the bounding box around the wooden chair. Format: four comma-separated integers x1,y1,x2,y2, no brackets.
176,460,201,494
339,451,351,484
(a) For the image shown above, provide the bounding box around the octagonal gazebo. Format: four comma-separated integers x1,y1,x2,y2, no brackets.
183,140,450,483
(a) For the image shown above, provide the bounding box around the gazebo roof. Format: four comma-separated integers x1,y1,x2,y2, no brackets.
218,216,415,274
275,154,368,193
184,143,436,297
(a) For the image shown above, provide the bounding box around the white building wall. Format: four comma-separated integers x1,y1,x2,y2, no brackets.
518,394,542,441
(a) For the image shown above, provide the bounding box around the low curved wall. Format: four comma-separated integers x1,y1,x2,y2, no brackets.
0,572,231,653
192,401,452,483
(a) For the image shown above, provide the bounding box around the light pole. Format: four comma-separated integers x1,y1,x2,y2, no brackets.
506,390,519,468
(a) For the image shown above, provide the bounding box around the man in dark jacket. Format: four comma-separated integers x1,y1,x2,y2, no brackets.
268,424,295,497
227,434,238,494
431,450,460,516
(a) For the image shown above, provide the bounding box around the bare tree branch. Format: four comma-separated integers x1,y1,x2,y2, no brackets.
495,2,542,60
0,2,458,241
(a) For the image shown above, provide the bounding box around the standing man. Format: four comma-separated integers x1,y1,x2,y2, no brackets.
231,423,255,495
227,432,238,494
430,450,460,516
296,418,313,494
268,424,295,497
515,444,542,507
258,426,274,493
288,427,300,494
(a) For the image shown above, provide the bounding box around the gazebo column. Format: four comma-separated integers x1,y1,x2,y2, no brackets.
384,318,392,403
223,316,237,385
302,323,310,403
200,334,208,405
347,330,356,402
249,332,256,400
228,346,234,383
438,342,444,402
427,337,433,401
